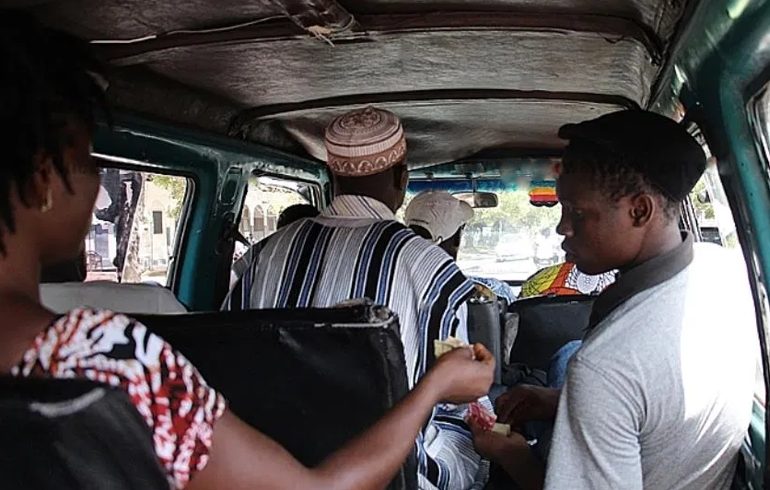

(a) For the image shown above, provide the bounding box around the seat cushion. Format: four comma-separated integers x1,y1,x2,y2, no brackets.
40,281,187,314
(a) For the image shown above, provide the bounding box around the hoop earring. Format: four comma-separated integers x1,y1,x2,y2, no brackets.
40,188,53,213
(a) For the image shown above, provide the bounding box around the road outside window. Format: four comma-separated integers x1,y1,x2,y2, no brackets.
401,189,562,283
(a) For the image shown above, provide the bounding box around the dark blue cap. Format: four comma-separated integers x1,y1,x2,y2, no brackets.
559,110,707,201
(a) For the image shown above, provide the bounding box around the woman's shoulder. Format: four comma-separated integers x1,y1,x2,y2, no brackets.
40,307,145,351
15,307,227,489
15,307,157,377
51,307,135,329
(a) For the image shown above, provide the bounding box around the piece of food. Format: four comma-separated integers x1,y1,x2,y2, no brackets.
467,401,497,431
491,423,511,436
433,336,467,358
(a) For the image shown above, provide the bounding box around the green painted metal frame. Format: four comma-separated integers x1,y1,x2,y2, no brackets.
94,114,328,310
653,0,770,483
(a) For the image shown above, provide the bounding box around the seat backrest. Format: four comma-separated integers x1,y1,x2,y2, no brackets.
0,377,167,490
467,301,502,383
40,281,187,314
135,304,416,490
508,295,595,370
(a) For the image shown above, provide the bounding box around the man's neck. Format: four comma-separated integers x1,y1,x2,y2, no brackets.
622,224,683,273
334,192,396,212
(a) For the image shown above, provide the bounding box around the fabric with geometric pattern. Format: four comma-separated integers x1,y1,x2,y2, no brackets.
519,263,616,299
11,308,227,490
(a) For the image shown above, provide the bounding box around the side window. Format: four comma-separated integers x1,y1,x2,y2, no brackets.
689,165,739,250
688,152,764,406
87,168,190,286
233,175,310,263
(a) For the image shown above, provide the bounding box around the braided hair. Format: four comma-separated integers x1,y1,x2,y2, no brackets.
0,10,109,253
561,139,681,220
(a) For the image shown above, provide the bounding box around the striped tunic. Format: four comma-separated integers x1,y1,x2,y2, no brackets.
225,195,489,490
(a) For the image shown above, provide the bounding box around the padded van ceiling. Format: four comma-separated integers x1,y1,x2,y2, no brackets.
4,0,693,168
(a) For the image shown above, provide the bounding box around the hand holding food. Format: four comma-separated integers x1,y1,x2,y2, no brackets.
433,337,510,435
495,385,561,426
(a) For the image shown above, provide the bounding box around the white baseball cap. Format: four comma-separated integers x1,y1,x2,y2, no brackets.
405,190,474,243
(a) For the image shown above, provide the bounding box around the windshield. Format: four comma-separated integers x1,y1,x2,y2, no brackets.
402,188,563,283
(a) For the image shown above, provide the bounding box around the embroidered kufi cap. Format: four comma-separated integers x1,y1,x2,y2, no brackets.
324,106,407,177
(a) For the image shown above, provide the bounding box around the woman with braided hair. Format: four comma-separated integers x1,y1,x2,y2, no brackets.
0,11,494,490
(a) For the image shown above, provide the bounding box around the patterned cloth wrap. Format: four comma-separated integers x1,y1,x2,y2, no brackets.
11,308,227,490
519,263,616,299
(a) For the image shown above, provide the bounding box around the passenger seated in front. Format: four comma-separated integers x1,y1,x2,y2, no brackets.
232,203,320,285
0,12,494,490
225,107,491,490
470,110,757,490
277,203,319,229
404,190,516,304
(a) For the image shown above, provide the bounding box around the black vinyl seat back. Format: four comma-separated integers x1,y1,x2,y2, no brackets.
508,295,595,370
467,301,502,383
135,304,416,490
0,377,167,490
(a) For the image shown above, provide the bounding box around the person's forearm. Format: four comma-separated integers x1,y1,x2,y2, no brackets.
313,373,442,490
497,446,545,490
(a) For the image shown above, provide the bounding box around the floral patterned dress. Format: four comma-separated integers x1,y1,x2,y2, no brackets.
519,262,617,299
11,308,227,489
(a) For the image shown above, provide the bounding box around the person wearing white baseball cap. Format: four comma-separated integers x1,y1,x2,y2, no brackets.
405,191,516,303
405,190,474,260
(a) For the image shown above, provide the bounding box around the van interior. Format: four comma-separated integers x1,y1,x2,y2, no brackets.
3,0,770,488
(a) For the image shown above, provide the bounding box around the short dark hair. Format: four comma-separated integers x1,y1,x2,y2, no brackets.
333,163,406,196
0,11,109,253
410,225,433,241
561,139,681,220
277,204,320,228
409,224,463,247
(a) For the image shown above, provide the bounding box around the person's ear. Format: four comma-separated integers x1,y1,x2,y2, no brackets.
629,193,654,227
395,164,408,191
331,175,341,196
29,152,55,211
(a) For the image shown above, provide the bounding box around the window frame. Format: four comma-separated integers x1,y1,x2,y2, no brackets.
236,170,320,239
93,154,197,289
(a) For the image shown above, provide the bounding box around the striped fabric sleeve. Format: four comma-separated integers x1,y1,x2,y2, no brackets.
231,247,255,281
421,397,493,490
415,265,489,490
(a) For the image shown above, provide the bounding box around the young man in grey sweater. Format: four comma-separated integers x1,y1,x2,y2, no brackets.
472,110,758,490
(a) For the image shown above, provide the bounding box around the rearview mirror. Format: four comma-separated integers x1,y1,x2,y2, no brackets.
453,192,499,208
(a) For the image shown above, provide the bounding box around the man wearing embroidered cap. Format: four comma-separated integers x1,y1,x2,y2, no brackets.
469,110,757,490
325,106,407,178
226,106,491,490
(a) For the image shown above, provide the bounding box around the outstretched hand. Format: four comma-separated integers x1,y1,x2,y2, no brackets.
426,343,495,404
468,417,529,463
468,418,545,490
